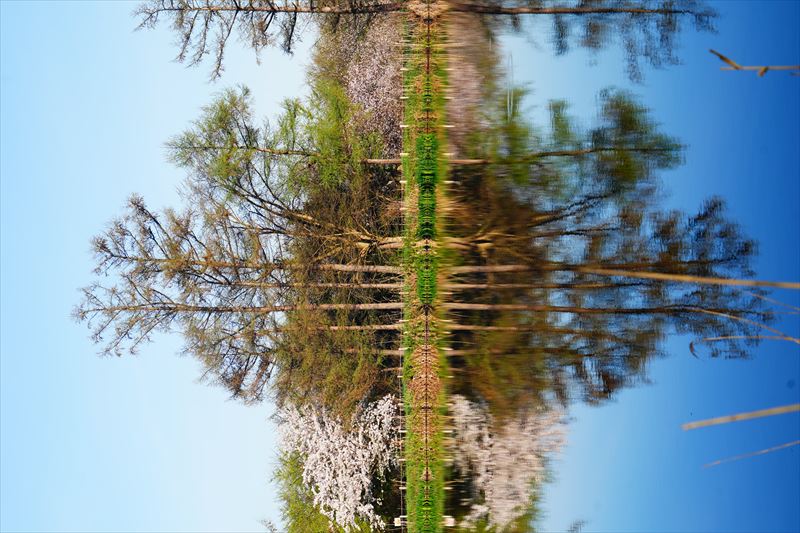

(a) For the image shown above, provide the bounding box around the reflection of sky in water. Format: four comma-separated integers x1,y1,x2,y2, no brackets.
497,3,799,531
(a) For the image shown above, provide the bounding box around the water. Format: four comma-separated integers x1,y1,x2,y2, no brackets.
26,1,797,531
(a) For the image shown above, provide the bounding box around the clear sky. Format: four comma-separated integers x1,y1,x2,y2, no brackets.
1,2,312,531
1,1,798,533
501,2,800,532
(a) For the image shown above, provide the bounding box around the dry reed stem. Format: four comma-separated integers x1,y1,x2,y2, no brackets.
682,403,800,431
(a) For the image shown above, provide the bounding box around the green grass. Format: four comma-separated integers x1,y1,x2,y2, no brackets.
401,10,450,533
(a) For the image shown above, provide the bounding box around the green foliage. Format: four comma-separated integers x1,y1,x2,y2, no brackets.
400,19,448,533
592,88,683,191
166,80,388,199
275,452,334,533
274,452,373,533
306,77,384,190
272,307,392,421
167,86,257,186
468,84,683,196
548,100,574,147
497,87,534,185
472,86,536,186
276,98,305,154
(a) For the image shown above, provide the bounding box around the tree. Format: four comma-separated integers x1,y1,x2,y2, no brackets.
451,0,716,81
278,395,399,531
440,83,772,409
77,81,403,408
545,89,683,190
468,88,682,192
448,394,565,530
134,0,716,83
135,0,401,79
165,82,399,276
167,83,391,192
445,160,770,407
271,307,399,416
274,452,341,532
75,194,392,398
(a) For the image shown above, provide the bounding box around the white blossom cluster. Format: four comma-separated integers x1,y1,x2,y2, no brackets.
446,13,497,155
345,18,403,155
279,395,399,531
449,395,566,530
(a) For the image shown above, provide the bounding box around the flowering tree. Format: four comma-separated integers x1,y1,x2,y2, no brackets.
449,395,566,530
279,395,399,531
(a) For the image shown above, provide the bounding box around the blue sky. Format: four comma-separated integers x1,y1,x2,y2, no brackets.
1,1,798,533
1,2,311,530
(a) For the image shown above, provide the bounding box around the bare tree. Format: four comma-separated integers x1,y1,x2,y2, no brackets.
450,0,716,81
75,194,399,400
135,0,401,79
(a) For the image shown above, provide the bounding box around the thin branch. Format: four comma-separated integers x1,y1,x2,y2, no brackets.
689,335,800,357
704,440,800,468
578,267,800,289
710,49,800,77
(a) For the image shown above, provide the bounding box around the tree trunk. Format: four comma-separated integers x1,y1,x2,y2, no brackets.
445,263,797,289
447,264,531,274
155,3,405,15
323,324,403,331
444,146,675,165
217,281,404,289
92,302,404,314
106,254,403,274
448,3,698,16
443,303,754,315
442,282,636,290
577,267,800,289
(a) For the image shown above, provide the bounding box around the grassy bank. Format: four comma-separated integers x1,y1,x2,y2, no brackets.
401,5,450,531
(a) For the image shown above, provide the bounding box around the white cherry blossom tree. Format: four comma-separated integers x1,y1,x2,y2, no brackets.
449,395,566,530
279,395,399,531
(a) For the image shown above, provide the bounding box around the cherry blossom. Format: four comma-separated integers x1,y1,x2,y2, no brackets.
449,395,566,529
279,395,399,531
